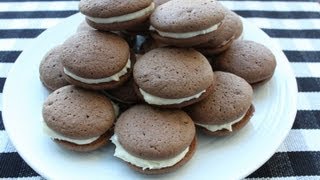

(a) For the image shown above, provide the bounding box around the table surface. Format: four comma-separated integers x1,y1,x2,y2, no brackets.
0,0,319,179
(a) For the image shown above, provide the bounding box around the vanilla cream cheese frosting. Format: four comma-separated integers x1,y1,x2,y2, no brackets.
86,3,155,24
196,112,247,132
139,88,206,105
150,22,221,39
111,135,189,170
42,121,100,145
64,59,131,84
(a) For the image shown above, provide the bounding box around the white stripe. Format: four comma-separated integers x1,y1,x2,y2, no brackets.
0,177,43,180
0,18,63,29
247,18,320,30
291,63,320,78
0,1,78,12
0,39,35,51
272,38,320,51
0,131,16,153
246,176,320,180
277,130,320,152
0,63,13,78
298,92,320,110
222,1,320,12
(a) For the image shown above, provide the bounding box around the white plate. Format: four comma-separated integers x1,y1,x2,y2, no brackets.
3,13,297,180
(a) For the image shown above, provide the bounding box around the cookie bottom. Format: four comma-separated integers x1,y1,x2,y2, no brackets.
127,136,197,175
55,128,114,152
200,105,255,136
196,37,235,56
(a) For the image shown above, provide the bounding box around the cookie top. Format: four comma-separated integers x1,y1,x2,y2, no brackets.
79,0,153,18
61,31,130,79
213,40,277,84
150,0,225,33
115,104,195,160
43,85,115,139
133,47,214,99
39,45,69,91
186,71,253,125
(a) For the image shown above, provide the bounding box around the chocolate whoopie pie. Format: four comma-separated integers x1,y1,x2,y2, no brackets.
111,104,196,174
150,0,225,47
61,31,132,90
79,0,155,31
196,10,243,56
42,85,115,152
133,47,215,108
213,40,277,85
39,45,69,91
185,71,254,136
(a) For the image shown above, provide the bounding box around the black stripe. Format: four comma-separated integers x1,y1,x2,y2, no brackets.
0,11,78,19
0,51,21,63
297,78,320,92
0,78,5,93
0,29,45,39
0,153,38,178
0,112,4,130
248,151,320,177
284,51,320,62
293,110,320,129
262,29,320,38
234,10,320,19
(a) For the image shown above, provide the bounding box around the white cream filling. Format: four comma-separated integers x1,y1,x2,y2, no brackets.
150,22,221,39
111,135,189,170
42,121,100,145
86,3,155,24
139,88,206,105
64,59,131,84
195,112,247,132
111,101,120,117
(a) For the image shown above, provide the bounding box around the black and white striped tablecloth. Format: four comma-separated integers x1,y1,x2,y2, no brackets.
0,0,319,179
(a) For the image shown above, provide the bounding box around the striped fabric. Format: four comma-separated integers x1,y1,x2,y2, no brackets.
0,0,319,179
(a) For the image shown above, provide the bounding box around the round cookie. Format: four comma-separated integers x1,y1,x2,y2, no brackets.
42,85,115,152
133,47,215,108
79,0,155,31
39,45,69,91
196,10,243,56
112,104,196,174
212,40,277,85
150,0,225,47
185,71,254,136
61,31,132,90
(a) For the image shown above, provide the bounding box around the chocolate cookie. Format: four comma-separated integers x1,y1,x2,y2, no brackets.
42,85,115,152
196,10,243,56
150,0,225,47
61,31,132,90
133,47,215,108
111,104,196,174
39,45,69,91
79,0,155,31
185,71,254,136
213,40,277,84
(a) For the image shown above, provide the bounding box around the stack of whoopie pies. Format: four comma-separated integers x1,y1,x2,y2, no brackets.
39,0,276,175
